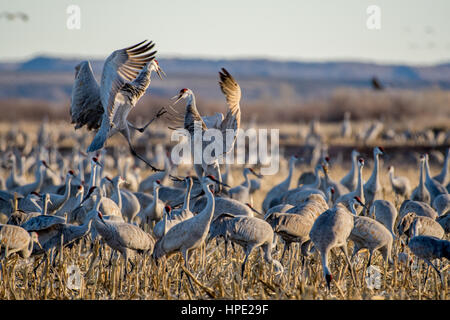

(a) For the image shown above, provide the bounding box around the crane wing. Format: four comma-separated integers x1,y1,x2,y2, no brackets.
70,61,104,130
218,68,241,154
100,40,156,123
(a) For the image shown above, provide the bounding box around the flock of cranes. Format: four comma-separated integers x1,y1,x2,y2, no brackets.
0,40,448,298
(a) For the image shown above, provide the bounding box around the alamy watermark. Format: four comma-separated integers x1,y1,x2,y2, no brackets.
66,5,81,30
170,121,280,175
366,5,381,30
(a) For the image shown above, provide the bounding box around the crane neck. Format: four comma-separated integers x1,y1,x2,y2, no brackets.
242,170,250,188
113,181,122,210
369,153,380,185
198,183,215,226
419,160,425,186
183,180,193,211
424,157,431,180
356,164,364,196
88,162,96,189
313,166,322,189
43,196,49,215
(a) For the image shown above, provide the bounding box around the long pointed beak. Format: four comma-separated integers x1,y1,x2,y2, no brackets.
170,94,183,105
156,69,163,80
209,176,230,188
81,190,93,205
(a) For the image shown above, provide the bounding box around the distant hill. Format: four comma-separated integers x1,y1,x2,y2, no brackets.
0,56,449,103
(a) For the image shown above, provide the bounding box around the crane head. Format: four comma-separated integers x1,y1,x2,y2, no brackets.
151,59,167,80
376,146,385,155
68,170,75,176
164,205,171,213
171,88,191,105
81,186,96,204
97,211,106,224
358,158,364,165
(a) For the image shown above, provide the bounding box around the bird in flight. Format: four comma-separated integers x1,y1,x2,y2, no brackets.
70,40,166,171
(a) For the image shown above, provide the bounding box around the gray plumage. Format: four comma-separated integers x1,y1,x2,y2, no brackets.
309,203,355,289
340,150,360,191
411,155,431,203
94,211,155,274
388,166,411,198
432,148,449,186
369,200,398,239
436,212,450,234
407,235,449,285
349,215,393,266
262,156,298,212
209,214,283,276
0,224,40,259
397,213,444,239
399,200,438,220
424,154,448,204
432,193,450,217
363,147,384,210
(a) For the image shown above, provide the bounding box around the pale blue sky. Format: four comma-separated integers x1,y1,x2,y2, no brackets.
1,0,449,65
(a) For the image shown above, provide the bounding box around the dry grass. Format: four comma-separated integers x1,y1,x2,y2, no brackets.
0,120,448,300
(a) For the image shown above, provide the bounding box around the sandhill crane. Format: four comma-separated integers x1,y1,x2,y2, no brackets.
432,194,450,216
397,213,444,239
321,158,350,202
407,235,449,286
39,170,75,214
138,180,164,230
340,150,360,191
411,154,431,203
309,203,356,290
107,176,141,223
166,69,242,188
0,225,41,259
221,163,234,188
436,212,449,234
10,161,51,196
5,152,27,189
192,195,253,220
54,184,84,217
341,112,352,139
335,158,365,211
264,204,295,219
363,146,384,211
94,211,155,275
262,156,298,212
152,175,217,287
228,168,262,204
388,166,411,199
70,40,166,171
153,200,195,240
348,198,393,267
424,154,448,203
432,148,449,186
30,214,95,258
209,213,283,277
399,200,438,220
68,186,121,224
369,200,398,239
265,201,321,264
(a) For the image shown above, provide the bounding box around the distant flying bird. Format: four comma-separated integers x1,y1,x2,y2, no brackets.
371,77,384,90
70,40,166,171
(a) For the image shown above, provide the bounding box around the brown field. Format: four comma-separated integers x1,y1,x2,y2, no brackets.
0,113,448,300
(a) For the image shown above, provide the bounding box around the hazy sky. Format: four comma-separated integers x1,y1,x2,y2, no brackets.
1,0,450,65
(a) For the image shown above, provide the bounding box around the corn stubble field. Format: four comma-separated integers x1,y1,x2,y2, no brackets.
0,118,448,301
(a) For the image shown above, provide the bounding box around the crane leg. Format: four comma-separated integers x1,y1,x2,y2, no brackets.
121,127,163,172
340,245,357,288
423,258,444,286
367,251,373,268
127,107,166,133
